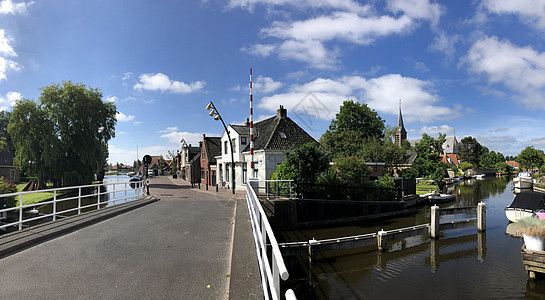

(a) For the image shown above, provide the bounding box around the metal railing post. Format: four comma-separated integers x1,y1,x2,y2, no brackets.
18,194,23,230
53,190,57,221
97,185,101,209
78,187,82,215
124,182,127,203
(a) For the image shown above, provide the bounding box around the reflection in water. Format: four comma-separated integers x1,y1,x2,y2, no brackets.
280,177,545,299
37,175,135,217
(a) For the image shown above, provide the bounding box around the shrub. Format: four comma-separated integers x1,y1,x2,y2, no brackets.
515,217,545,238
0,177,18,207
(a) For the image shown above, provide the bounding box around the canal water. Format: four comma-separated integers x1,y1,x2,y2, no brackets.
37,174,138,216
279,177,545,299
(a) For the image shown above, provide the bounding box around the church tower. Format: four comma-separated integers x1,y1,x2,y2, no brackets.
394,100,407,146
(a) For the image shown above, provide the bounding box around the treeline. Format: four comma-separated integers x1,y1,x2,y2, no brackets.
2,81,117,187
272,99,533,199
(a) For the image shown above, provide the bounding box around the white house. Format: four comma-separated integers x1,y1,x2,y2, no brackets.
216,105,318,190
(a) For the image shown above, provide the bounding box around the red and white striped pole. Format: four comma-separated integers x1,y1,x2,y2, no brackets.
249,68,255,178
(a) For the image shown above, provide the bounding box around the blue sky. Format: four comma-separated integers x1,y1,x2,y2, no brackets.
2,0,545,164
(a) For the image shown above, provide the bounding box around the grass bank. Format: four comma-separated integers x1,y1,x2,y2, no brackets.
14,182,60,207
416,181,438,195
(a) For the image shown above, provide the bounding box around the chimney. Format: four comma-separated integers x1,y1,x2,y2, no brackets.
244,118,250,127
277,105,287,119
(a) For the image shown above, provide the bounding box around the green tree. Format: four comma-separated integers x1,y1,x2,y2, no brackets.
481,151,505,169
270,143,329,197
320,100,385,158
8,81,116,187
357,126,406,173
518,146,545,171
459,161,473,172
330,156,370,187
458,136,488,167
402,133,446,184
270,160,296,181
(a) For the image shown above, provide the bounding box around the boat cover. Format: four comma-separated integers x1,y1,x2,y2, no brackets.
507,191,545,211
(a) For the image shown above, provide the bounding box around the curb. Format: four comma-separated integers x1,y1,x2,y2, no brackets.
0,195,160,258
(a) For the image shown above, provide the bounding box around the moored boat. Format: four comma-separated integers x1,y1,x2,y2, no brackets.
428,193,456,204
505,191,545,222
513,171,534,190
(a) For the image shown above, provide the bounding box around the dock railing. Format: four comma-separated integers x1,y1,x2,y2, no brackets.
247,179,296,300
0,179,146,232
278,202,486,261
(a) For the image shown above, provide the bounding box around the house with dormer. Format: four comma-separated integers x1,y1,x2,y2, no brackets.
216,105,318,190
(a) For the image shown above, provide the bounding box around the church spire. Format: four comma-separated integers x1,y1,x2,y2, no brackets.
394,99,407,146
397,99,405,131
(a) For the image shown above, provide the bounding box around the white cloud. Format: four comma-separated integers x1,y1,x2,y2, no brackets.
463,36,545,110
0,56,18,80
386,0,443,28
240,0,444,68
134,73,205,94
105,96,117,103
254,75,282,93
0,91,21,108
418,125,455,136
482,0,545,30
0,29,16,57
122,72,133,81
116,112,135,122
259,74,461,123
227,0,370,13
159,127,219,144
241,44,276,58
0,0,32,15
429,30,460,57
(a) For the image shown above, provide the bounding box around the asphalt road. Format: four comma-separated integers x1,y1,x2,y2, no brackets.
0,176,248,299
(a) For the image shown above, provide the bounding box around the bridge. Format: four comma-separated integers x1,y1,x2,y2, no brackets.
0,176,289,299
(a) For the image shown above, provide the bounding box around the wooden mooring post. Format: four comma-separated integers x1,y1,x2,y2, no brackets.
430,205,440,238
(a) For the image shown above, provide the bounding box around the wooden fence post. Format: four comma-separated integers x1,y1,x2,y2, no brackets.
430,205,440,239
377,230,387,251
478,202,486,232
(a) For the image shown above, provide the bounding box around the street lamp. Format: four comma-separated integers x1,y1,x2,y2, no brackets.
206,101,235,195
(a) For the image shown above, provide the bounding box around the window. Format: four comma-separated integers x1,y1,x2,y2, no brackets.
201,169,205,180
10,170,15,182
253,162,258,178
219,165,223,181
224,141,228,154
232,138,236,153
241,137,247,145
279,132,287,139
243,163,247,184
226,164,229,181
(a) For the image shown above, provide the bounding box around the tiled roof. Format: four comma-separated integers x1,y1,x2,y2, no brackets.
239,114,317,151
231,125,250,135
204,137,221,163
440,153,460,166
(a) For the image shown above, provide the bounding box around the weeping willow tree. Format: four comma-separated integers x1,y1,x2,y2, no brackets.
8,81,117,187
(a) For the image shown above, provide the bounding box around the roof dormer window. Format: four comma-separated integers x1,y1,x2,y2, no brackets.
279,132,287,139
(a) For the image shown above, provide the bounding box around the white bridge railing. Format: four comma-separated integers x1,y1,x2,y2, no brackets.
0,179,146,231
247,179,296,300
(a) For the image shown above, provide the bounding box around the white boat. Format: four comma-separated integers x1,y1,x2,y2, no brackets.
428,193,456,204
505,191,545,222
475,174,485,180
513,171,534,190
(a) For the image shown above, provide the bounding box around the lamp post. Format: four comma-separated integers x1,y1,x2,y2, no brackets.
206,101,235,195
